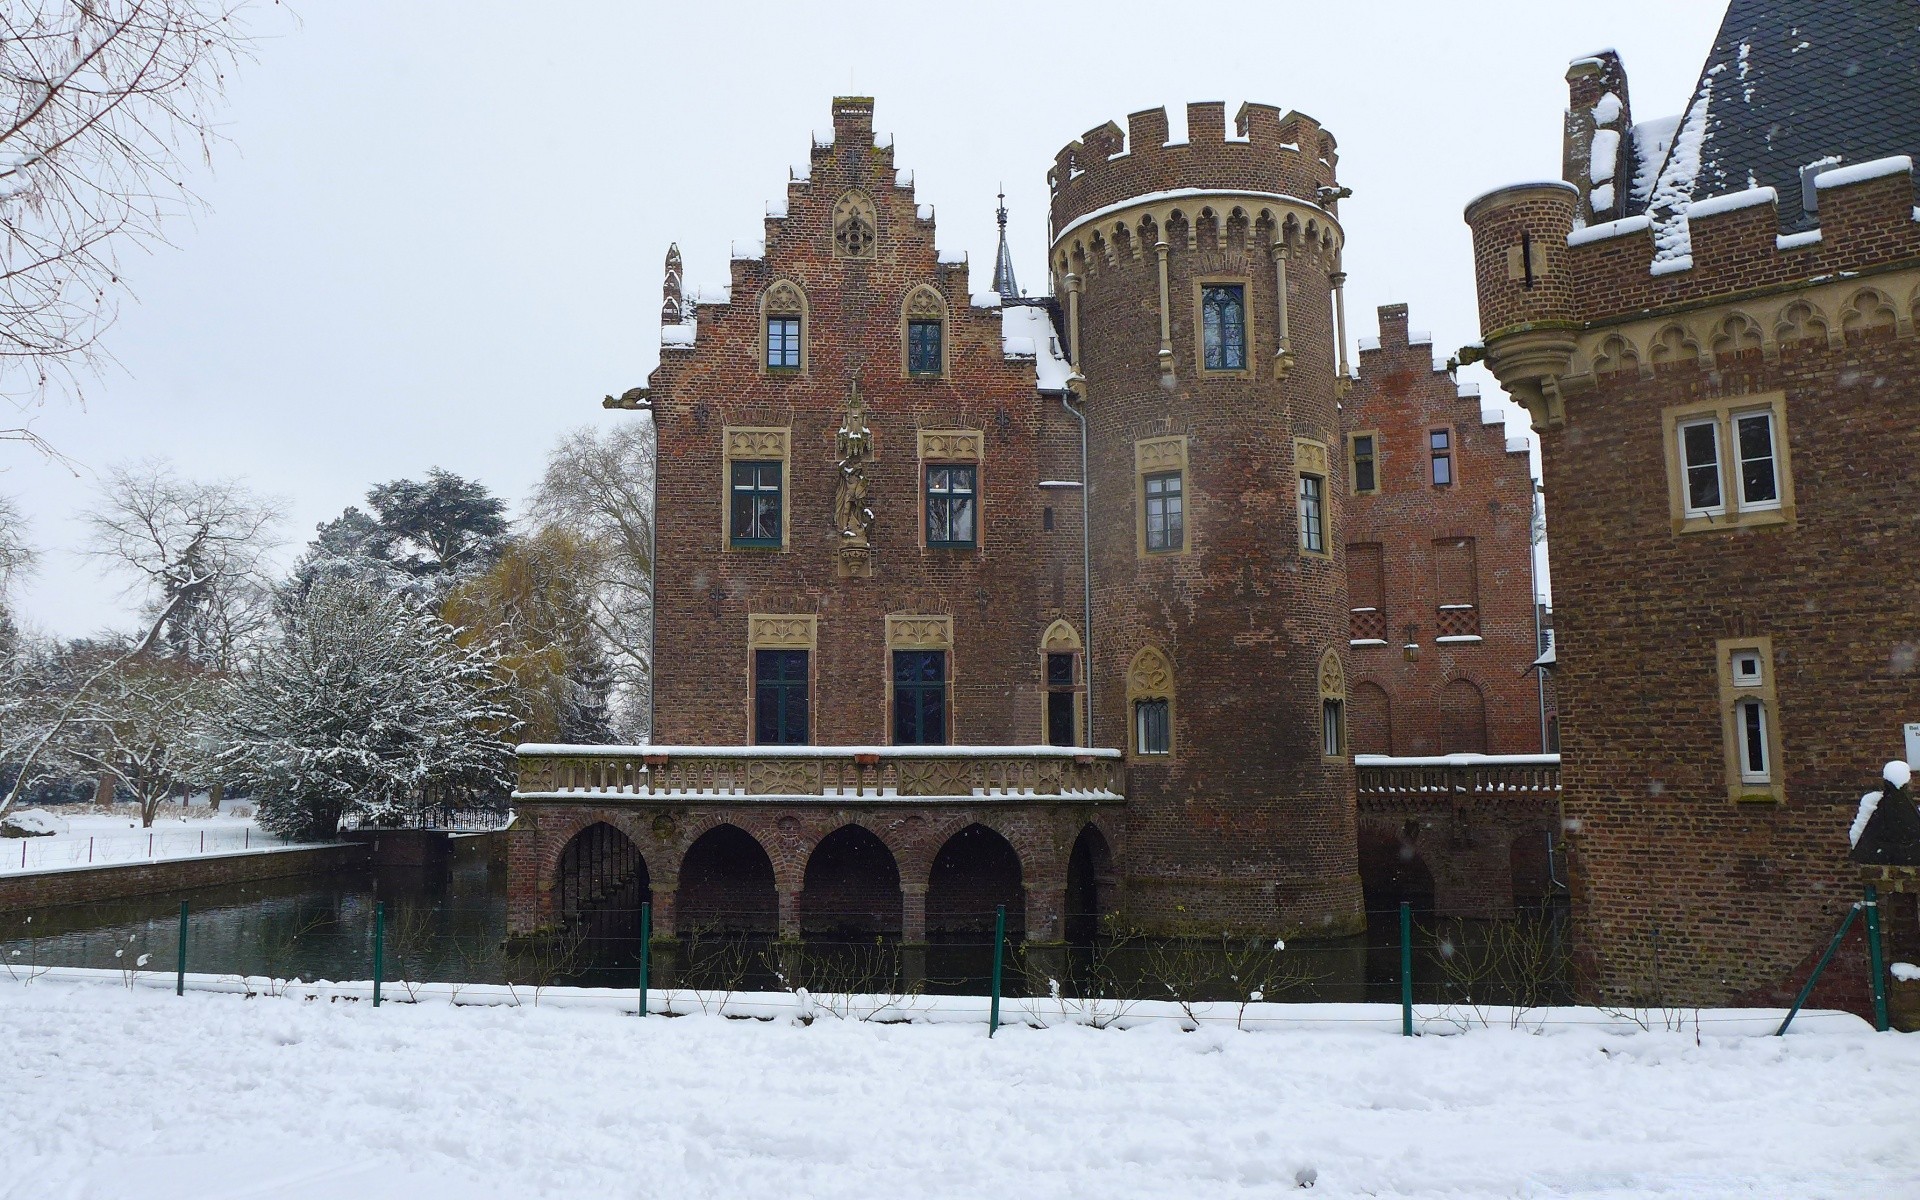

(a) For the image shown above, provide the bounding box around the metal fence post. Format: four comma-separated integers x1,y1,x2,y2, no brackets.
1864,884,1889,1033
989,904,1006,1037
638,902,652,1017
175,901,188,996
1400,901,1414,1037
1776,902,1860,1036
372,901,385,1007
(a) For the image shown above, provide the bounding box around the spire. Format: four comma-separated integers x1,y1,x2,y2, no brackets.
991,188,1019,301
660,243,683,325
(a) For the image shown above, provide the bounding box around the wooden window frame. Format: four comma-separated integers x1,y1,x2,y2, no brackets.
900,286,950,380
1318,647,1347,762
1135,436,1191,558
1348,430,1380,495
722,427,791,552
1428,425,1456,488
1662,393,1795,536
1716,636,1785,803
1295,437,1331,559
759,280,808,375
1193,277,1254,377
886,614,954,746
1040,619,1085,748
1125,644,1175,763
746,615,817,746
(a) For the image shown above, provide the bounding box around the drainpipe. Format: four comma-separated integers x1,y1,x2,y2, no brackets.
647,413,660,743
1063,380,1093,748
1530,481,1547,753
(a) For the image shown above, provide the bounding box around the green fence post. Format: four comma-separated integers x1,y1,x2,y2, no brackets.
372,901,385,1008
1400,901,1413,1037
1776,902,1860,1036
989,904,1006,1037
175,901,188,996
638,902,652,1017
1864,884,1889,1033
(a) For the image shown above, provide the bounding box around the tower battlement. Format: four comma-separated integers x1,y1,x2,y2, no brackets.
1048,102,1340,237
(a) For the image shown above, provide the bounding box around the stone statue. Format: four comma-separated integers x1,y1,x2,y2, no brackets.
835,378,875,577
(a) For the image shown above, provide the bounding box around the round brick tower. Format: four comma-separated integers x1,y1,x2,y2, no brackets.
1048,101,1363,937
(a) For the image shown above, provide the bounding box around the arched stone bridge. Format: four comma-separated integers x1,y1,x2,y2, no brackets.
508,745,1125,945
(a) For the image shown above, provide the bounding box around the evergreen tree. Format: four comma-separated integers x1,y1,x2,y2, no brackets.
219,576,517,840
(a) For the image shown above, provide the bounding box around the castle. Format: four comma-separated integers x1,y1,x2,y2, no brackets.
505,94,1546,950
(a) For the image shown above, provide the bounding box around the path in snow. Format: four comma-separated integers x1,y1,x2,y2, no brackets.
2,979,1916,1199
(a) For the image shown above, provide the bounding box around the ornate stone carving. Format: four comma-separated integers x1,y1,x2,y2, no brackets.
833,190,876,259
726,427,789,458
916,429,982,463
1295,438,1329,478
764,279,804,315
660,243,683,325
905,285,945,318
748,614,816,648
886,614,952,649
1041,618,1082,652
1318,647,1345,698
899,759,971,797
835,379,876,577
746,758,822,796
1127,645,1173,699
1134,436,1187,474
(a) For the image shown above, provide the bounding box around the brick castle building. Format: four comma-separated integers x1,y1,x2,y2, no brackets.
506,96,1547,947
1466,0,1920,1005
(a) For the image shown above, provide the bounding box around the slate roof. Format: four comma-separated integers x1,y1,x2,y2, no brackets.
1656,0,1920,230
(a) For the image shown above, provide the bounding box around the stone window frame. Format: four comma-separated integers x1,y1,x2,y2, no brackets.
747,614,817,746
1716,635,1785,804
900,285,950,380
1661,392,1795,536
1295,437,1332,559
760,279,809,375
832,188,877,260
1126,644,1175,762
1347,429,1380,495
1318,647,1347,761
1040,619,1085,748
886,614,954,747
1135,435,1190,558
1192,275,1255,378
722,427,791,552
916,429,983,551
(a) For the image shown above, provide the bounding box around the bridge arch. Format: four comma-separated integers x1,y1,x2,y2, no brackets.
926,822,1026,942
677,822,778,936
554,821,651,924
1358,820,1435,914
800,824,904,940
1064,821,1115,944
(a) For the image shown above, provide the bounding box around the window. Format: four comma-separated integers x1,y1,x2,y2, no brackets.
1145,471,1184,553
907,319,943,376
1679,418,1724,515
892,650,947,745
925,464,977,547
1135,699,1170,756
1046,652,1076,747
1737,699,1770,784
729,460,782,546
1299,473,1326,553
1735,410,1780,510
1663,394,1794,535
754,649,808,745
1429,428,1454,487
1201,284,1247,370
1350,433,1378,494
1322,699,1345,757
1717,637,1783,802
766,316,800,370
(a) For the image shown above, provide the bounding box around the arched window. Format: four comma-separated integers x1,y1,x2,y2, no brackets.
1318,648,1346,758
833,189,876,260
1127,645,1173,759
761,279,807,373
1040,620,1083,747
903,285,947,378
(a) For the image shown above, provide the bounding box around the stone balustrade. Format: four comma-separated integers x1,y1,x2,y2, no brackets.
514,744,1125,805
1354,753,1561,806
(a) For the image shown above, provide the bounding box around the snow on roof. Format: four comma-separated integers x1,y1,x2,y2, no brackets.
1356,335,1381,352
1630,115,1681,207
1776,229,1822,250
1589,129,1621,184
1053,187,1331,247
1592,92,1623,125
1408,329,1432,346
518,743,1122,759
1000,304,1072,392
766,197,789,219
687,283,732,305
730,239,765,260
895,168,913,189
660,321,697,350
1354,753,1561,768
937,248,966,266
1814,154,1914,189
969,292,1003,309
1506,435,1532,455
1686,185,1777,219
1567,213,1652,246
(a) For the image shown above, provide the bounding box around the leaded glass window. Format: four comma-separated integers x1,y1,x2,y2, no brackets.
892,650,947,745
1144,470,1183,553
755,649,808,745
908,319,943,376
729,460,782,546
925,464,976,547
1201,284,1247,370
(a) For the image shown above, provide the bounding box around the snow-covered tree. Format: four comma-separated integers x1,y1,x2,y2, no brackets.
219,575,517,840
530,423,653,740
296,469,508,603
57,652,218,826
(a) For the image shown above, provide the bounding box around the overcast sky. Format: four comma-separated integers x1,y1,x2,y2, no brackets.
4,0,1727,639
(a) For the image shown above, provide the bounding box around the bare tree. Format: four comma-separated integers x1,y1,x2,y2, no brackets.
1,0,256,430
0,492,31,597
58,651,217,825
0,459,280,818
530,422,653,740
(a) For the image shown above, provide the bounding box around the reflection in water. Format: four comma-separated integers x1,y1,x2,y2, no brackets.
0,846,1569,1005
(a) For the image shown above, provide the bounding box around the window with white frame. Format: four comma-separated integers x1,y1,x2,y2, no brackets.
1679,417,1724,516
1734,409,1780,510
1736,697,1770,784
1664,395,1793,535
1718,638,1783,801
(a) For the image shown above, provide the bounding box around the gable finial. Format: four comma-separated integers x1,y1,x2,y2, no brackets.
992,186,1019,301
660,243,684,325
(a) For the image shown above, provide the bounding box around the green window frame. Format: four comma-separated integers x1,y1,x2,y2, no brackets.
730,460,782,547
754,649,808,745
925,464,977,548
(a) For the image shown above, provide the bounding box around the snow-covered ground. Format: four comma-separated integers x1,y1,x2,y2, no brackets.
3,976,1915,1199
0,805,296,874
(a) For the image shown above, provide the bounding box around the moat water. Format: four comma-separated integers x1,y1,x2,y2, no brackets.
1,852,1572,1006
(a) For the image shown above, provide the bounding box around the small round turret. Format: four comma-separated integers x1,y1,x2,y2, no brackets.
1464,182,1580,427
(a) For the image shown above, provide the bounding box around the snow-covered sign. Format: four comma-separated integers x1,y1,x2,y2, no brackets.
1905,722,1919,769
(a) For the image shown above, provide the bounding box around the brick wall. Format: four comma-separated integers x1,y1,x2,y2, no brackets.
0,844,368,912
1343,303,1546,756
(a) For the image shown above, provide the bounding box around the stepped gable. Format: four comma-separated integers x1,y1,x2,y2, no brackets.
1355,304,1531,465
1047,101,1339,235
1662,0,1920,233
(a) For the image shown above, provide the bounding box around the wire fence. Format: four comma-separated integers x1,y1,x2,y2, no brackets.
0,890,1885,1036
0,826,304,874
